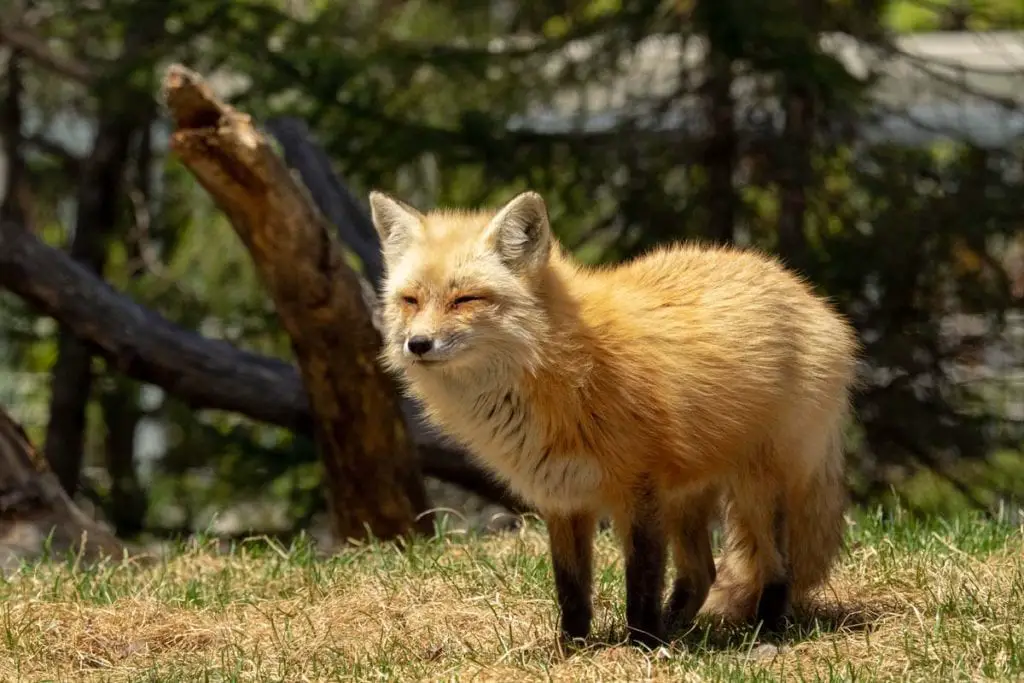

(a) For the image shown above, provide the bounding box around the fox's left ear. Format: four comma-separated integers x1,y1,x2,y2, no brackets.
483,191,552,272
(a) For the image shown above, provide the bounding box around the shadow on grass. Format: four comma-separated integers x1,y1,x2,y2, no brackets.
673,597,898,653
557,597,897,658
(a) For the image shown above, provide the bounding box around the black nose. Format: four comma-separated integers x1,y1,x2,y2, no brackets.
406,335,434,356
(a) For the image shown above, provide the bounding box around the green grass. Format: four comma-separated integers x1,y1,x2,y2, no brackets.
0,507,1022,681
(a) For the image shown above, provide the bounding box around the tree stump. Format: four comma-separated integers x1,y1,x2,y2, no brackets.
0,406,124,570
161,64,431,543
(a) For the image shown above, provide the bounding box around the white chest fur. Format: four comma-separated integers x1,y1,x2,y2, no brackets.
419,377,604,512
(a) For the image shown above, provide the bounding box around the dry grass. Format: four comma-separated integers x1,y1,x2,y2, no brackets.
0,508,1022,682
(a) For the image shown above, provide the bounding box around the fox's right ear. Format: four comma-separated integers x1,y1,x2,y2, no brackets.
369,191,424,256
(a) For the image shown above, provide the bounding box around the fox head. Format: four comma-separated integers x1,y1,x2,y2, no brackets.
368,190,554,379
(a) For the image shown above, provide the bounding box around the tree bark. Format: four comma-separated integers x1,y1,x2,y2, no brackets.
0,405,124,569
44,112,138,495
264,117,385,289
161,64,435,542
776,83,814,270
0,217,311,426
100,378,147,537
700,52,737,244
1,39,28,226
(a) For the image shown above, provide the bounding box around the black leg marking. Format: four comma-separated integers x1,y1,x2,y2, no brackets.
665,494,717,633
755,505,791,632
548,513,595,643
554,560,592,641
666,553,714,630
666,578,694,624
624,490,667,648
772,503,790,567
756,580,791,632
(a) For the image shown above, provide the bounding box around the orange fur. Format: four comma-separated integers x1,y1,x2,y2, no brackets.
369,190,859,643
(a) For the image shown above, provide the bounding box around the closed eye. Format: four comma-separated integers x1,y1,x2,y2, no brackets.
452,295,485,306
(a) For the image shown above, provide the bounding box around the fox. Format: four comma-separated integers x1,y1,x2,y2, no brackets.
368,189,859,647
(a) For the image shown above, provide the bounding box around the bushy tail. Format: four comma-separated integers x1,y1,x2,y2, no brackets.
785,418,849,601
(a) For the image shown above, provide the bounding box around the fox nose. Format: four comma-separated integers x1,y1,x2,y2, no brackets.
406,335,434,356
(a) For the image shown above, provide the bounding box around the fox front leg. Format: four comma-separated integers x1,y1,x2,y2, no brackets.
618,487,669,648
546,511,597,642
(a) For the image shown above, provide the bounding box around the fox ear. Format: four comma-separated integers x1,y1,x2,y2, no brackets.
369,191,424,257
483,191,552,271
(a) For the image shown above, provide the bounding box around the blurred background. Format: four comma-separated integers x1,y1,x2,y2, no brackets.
1,0,1022,544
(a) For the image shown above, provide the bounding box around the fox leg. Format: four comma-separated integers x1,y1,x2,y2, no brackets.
614,484,668,648
546,510,597,642
706,476,790,631
756,501,791,630
664,488,717,632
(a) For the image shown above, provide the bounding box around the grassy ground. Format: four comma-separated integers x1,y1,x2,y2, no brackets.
0,507,1022,682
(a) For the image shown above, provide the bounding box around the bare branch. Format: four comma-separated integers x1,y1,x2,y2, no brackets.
0,217,312,430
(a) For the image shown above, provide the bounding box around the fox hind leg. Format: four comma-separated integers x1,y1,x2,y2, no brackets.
705,475,791,632
754,501,790,630
664,487,717,633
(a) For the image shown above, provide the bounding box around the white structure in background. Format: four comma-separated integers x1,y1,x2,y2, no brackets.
504,31,1024,145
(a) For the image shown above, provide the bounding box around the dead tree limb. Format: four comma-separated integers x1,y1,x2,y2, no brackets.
263,117,533,513
0,218,311,430
161,64,435,543
0,405,124,569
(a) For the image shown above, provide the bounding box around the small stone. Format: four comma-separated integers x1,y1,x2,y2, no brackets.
749,643,782,660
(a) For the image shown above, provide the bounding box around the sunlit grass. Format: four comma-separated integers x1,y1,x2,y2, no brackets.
0,506,1021,681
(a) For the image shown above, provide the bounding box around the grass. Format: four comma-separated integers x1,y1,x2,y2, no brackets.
0,507,1022,682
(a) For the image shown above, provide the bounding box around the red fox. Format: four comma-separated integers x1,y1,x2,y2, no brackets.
369,190,859,647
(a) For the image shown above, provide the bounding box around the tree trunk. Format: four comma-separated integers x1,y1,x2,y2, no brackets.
100,378,147,537
776,83,814,270
1,39,28,226
161,65,433,543
0,405,124,570
41,0,169,497
43,112,138,495
774,0,821,272
700,52,737,244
